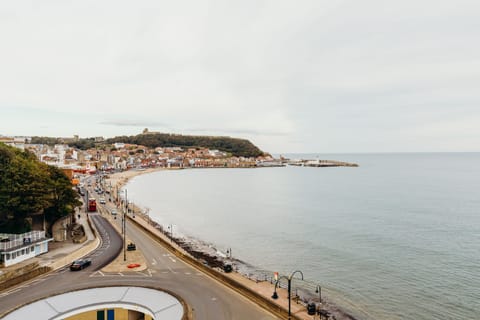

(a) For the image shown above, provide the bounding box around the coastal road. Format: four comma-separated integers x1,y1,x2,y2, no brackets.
0,209,279,319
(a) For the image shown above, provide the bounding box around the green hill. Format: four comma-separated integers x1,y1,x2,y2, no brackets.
106,133,265,158
31,133,266,158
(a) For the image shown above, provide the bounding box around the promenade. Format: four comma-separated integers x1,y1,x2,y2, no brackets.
1,170,329,320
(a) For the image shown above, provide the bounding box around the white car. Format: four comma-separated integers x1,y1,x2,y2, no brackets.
99,198,106,204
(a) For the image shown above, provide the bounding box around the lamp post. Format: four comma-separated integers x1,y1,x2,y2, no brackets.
271,270,304,320
123,189,127,261
316,285,322,303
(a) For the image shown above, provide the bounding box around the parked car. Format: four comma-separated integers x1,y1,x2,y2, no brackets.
70,259,91,271
99,198,106,204
111,209,117,216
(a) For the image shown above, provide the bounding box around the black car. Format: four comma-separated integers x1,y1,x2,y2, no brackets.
70,259,91,271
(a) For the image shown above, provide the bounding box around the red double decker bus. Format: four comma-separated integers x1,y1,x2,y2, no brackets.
88,198,97,212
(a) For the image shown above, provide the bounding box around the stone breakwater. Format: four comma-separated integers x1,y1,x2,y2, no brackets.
287,159,359,167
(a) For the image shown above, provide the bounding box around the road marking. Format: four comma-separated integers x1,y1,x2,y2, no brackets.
185,272,191,275
118,272,124,276
211,297,217,301
167,266,177,274
30,278,47,283
89,271,105,277
6,288,21,295
152,258,157,265
196,272,203,276
136,270,152,277
168,256,176,263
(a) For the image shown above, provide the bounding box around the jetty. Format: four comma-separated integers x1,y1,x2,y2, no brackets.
286,159,359,167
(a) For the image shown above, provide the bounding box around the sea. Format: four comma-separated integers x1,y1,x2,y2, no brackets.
124,153,480,320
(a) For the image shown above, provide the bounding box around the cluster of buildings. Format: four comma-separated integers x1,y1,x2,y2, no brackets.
1,135,278,174
0,134,278,267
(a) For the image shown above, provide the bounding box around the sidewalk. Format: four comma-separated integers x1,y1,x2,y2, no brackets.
34,209,98,269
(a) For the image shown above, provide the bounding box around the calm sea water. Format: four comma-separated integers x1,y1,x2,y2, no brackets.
125,153,480,320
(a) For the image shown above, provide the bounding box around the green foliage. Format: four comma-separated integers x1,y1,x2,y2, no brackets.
0,143,81,233
30,136,62,145
31,136,96,150
106,133,265,157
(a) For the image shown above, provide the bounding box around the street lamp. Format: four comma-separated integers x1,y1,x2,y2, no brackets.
167,224,173,242
123,189,127,261
316,285,322,303
271,270,304,320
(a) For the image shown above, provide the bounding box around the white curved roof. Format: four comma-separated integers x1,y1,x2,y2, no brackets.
2,286,183,320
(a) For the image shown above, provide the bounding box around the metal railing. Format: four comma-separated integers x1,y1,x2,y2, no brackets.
0,231,46,251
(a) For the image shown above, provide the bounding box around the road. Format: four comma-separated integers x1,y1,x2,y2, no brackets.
0,202,280,319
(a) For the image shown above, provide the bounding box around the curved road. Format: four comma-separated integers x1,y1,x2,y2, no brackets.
0,210,279,319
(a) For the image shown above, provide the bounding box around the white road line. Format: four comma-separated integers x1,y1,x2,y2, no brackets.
30,278,47,283
6,288,21,295
168,256,176,263
152,258,157,265
185,272,191,275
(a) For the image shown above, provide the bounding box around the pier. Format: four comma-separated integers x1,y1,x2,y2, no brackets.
286,159,359,167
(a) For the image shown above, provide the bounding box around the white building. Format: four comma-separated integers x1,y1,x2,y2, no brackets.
0,231,53,267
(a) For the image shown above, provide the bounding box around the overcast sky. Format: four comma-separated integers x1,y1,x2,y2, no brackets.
1,1,479,153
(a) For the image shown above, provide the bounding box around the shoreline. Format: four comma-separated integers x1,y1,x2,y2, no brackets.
104,167,360,320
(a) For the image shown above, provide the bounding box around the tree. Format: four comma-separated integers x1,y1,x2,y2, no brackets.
0,143,81,233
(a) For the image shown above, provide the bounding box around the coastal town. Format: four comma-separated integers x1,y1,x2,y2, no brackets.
0,134,345,320
0,133,357,174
